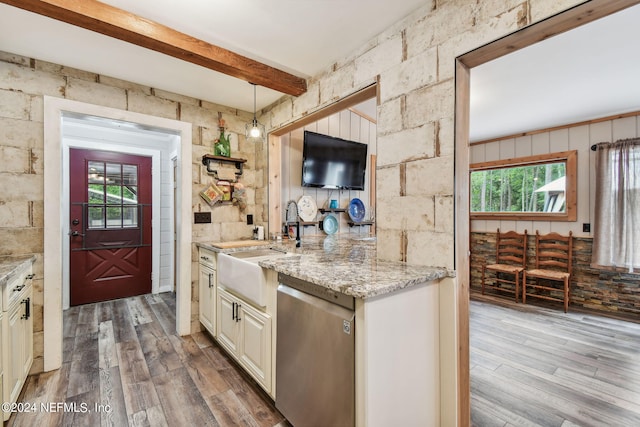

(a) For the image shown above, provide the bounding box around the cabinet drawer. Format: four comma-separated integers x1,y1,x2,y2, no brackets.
2,262,33,311
198,248,217,270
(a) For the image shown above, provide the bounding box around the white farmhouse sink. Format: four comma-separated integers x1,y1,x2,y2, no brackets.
217,250,291,307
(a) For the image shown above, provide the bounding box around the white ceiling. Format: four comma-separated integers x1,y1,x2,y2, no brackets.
1,2,639,141
0,0,426,113
470,4,640,142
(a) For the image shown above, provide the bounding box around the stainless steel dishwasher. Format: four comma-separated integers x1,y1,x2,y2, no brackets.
276,273,355,427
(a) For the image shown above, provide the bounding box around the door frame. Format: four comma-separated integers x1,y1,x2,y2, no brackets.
43,96,193,371
63,144,160,309
454,0,640,423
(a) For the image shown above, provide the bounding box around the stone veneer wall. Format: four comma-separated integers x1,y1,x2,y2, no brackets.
262,0,583,269
471,232,640,316
0,51,265,373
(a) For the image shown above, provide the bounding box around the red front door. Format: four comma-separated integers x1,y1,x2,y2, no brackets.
69,148,152,306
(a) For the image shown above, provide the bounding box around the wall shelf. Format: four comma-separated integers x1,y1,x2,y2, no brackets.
202,154,247,181
319,208,346,214
348,220,374,227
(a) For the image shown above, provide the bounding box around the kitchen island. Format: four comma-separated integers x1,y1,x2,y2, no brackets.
197,235,454,427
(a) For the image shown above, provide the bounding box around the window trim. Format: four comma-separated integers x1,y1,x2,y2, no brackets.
469,150,577,221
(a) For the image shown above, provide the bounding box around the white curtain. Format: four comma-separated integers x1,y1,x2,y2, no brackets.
592,138,640,272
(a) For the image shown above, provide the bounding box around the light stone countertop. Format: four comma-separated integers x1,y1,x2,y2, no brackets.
0,255,36,287
197,235,454,299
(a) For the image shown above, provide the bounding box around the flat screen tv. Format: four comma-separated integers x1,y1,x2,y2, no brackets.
302,131,368,190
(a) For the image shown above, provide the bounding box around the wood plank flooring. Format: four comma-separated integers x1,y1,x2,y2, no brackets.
7,293,288,427
9,292,640,426
471,296,640,427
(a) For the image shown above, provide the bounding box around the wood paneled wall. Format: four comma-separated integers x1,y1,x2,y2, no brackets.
279,110,376,236
470,114,640,316
470,113,640,237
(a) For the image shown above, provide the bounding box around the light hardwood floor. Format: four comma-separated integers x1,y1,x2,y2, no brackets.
7,293,287,427
471,296,640,427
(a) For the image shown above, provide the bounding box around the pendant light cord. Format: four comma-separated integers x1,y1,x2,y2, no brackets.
253,83,257,122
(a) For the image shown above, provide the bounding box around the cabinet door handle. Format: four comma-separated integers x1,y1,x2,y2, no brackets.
236,303,241,322
13,284,25,292
232,302,236,320
201,256,210,261
21,297,31,320
208,273,213,288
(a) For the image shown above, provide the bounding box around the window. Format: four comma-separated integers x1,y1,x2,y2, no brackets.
469,150,577,221
87,161,139,229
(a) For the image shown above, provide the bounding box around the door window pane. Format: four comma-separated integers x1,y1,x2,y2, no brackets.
123,164,138,185
106,163,122,185
122,186,138,204
88,161,104,184
88,184,105,204
88,207,105,229
106,207,122,228
122,206,138,227
106,185,122,203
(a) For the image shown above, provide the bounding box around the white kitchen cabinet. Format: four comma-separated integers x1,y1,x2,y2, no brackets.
1,259,34,422
238,302,271,389
198,264,216,334
216,287,272,393
216,288,239,354
198,248,217,336
6,286,33,406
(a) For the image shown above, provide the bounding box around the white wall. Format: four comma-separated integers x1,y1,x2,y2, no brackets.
280,109,377,236
470,114,640,237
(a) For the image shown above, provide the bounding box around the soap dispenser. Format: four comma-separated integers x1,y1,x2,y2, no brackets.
253,226,264,240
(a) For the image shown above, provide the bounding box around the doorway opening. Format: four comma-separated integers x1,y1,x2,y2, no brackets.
267,84,378,235
454,0,640,423
43,97,193,371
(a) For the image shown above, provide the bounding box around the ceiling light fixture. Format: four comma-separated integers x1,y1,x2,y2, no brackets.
245,83,266,143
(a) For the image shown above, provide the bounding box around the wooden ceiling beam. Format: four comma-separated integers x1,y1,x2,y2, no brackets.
1,0,307,96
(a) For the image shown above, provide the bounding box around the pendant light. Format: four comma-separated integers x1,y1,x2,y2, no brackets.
245,83,266,143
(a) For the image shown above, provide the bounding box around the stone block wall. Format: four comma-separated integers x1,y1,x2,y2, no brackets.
0,0,591,380
0,51,263,373
262,0,583,269
471,231,640,316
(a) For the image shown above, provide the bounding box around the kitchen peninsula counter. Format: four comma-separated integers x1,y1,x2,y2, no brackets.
197,235,451,425
197,235,453,299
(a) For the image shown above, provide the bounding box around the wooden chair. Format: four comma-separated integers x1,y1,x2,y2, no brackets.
481,229,528,302
523,231,573,312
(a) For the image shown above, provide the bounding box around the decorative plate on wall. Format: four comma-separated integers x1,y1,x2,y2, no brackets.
322,214,339,235
348,198,366,223
297,195,318,222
